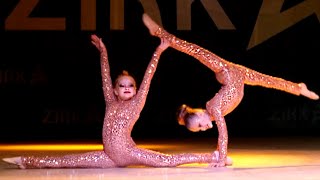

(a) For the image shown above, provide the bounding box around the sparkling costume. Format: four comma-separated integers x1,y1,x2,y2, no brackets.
151,26,302,166
19,36,218,168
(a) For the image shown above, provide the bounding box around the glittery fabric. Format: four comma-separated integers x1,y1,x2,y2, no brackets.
21,151,116,168
20,42,218,169
100,46,216,167
153,27,302,166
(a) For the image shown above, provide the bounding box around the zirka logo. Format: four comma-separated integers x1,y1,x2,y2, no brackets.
4,0,320,49
248,0,320,49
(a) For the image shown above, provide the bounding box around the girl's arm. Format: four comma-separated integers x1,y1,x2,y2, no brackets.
91,34,116,103
135,38,169,110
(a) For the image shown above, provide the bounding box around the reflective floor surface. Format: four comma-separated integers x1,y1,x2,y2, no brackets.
1,136,320,180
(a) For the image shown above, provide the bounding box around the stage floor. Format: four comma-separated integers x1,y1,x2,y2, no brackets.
1,136,320,180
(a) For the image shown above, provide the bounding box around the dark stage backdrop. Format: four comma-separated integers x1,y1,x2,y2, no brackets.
0,0,319,142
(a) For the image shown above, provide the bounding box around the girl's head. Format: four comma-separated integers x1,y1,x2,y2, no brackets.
114,70,137,101
177,104,213,132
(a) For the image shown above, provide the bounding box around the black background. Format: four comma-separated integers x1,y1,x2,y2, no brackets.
0,0,319,142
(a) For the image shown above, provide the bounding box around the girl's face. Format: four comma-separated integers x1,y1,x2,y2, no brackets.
114,76,137,101
186,112,213,132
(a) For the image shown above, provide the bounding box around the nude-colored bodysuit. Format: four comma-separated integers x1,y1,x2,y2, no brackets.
153,27,302,165
20,41,217,168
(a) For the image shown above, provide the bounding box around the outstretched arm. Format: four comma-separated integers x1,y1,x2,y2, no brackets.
135,38,170,109
91,34,116,103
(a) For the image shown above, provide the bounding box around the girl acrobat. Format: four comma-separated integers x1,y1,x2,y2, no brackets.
142,13,319,167
2,33,232,169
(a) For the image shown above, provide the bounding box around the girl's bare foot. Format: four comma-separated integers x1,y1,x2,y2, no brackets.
3,157,25,169
299,83,319,100
142,13,161,36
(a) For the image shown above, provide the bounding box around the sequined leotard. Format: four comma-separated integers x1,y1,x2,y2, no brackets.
152,27,302,166
19,37,218,168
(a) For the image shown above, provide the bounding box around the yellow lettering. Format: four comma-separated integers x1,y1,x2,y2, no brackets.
110,0,124,30
200,0,235,30
177,0,234,30
248,0,320,49
5,0,66,30
177,0,193,30
81,0,96,31
140,0,162,27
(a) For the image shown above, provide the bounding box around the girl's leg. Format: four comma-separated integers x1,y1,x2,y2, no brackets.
143,13,225,74
143,13,318,101
120,146,232,167
241,67,319,99
125,147,218,167
3,151,117,169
